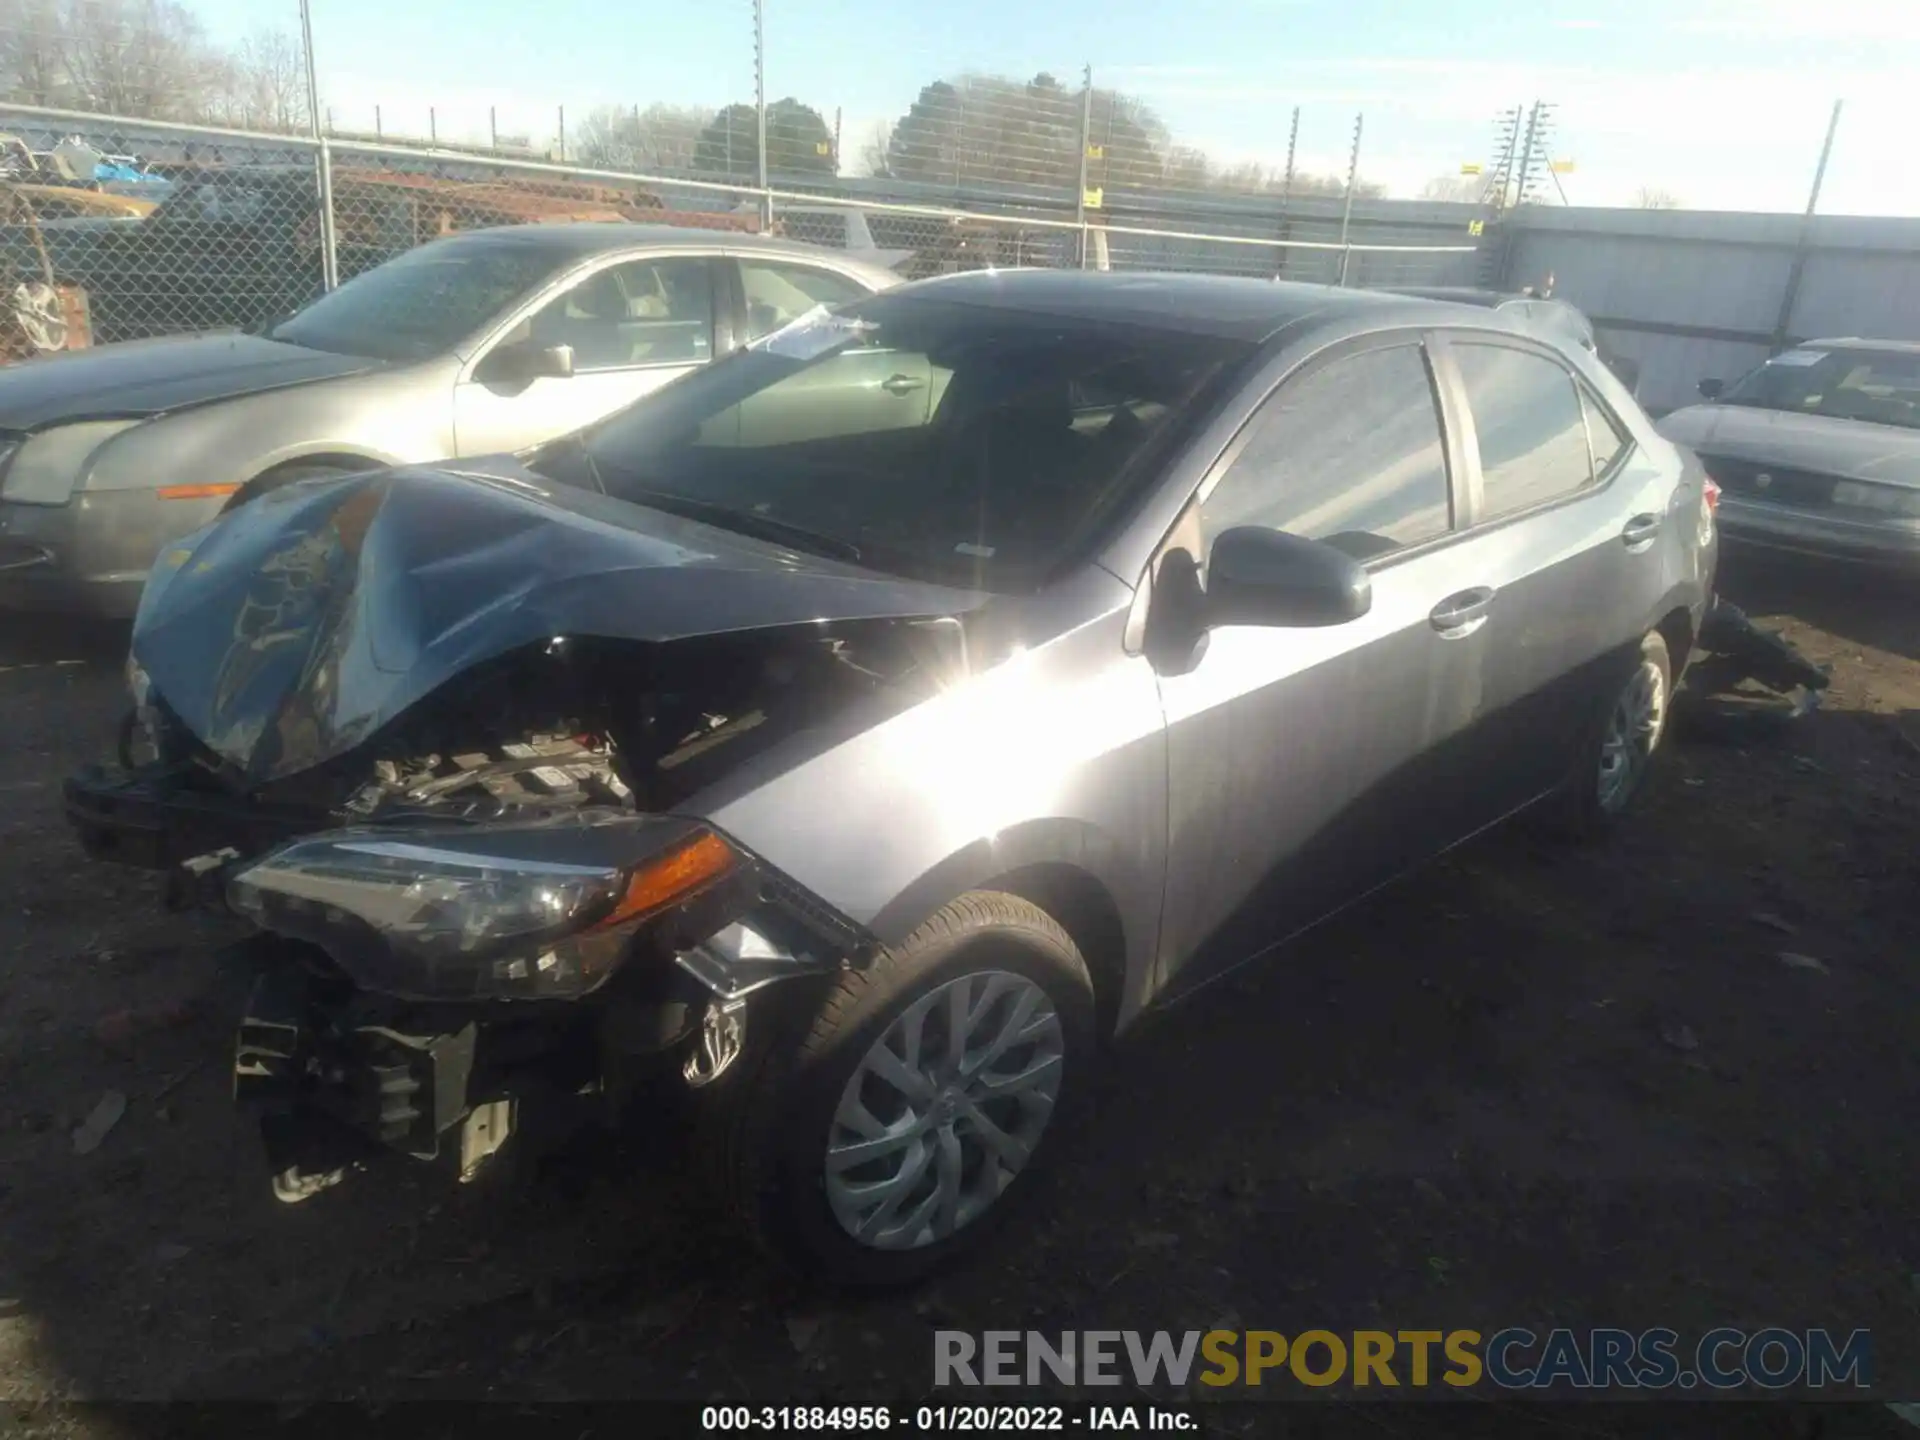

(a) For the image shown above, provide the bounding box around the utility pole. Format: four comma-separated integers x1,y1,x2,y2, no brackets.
1075,64,1094,268
558,105,566,163
1486,103,1523,211
1274,104,1300,281
1335,112,1363,286
1772,100,1844,352
753,0,770,231
296,0,338,291
1514,101,1556,208
490,106,497,152
833,106,843,173
374,103,381,139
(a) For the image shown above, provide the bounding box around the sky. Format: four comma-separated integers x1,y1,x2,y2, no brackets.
188,0,1920,214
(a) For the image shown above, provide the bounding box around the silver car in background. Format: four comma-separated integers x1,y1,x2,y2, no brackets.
0,225,900,617
66,272,1714,1284
1658,338,1920,569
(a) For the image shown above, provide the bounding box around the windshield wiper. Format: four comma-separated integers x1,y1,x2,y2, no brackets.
620,487,864,563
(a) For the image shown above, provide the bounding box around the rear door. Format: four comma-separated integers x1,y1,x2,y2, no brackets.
1429,331,1664,820
452,253,722,456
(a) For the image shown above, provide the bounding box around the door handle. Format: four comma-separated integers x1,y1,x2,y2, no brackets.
881,373,926,396
1621,513,1662,549
1429,586,1495,636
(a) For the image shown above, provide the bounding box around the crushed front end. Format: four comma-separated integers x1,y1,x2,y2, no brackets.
58,467,976,1200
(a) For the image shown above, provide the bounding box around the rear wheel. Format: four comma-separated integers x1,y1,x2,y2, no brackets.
1551,631,1672,839
702,891,1095,1287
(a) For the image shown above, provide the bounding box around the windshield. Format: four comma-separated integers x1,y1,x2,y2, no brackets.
270,240,564,363
1719,347,1920,431
531,293,1254,592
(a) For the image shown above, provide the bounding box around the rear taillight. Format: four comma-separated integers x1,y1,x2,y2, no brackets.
1702,477,1722,512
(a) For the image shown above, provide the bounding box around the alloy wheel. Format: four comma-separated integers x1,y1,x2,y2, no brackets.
1597,656,1668,813
823,970,1065,1251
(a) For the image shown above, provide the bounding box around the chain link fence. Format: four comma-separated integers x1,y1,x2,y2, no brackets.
0,96,1481,354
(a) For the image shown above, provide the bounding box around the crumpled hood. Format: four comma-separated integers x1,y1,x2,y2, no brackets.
130,459,985,784
0,333,377,430
1658,403,1920,489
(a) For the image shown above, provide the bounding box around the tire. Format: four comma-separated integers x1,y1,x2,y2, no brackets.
700,890,1095,1288
219,462,354,515
1549,630,1673,840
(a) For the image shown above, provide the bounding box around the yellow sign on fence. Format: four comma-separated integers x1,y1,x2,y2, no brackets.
1083,187,1104,209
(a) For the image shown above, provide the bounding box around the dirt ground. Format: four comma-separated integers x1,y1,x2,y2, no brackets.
1,550,1918,1425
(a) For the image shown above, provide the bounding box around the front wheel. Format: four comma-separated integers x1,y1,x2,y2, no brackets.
704,891,1095,1287
218,462,354,515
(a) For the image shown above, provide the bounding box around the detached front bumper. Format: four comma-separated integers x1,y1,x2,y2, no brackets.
65,760,315,879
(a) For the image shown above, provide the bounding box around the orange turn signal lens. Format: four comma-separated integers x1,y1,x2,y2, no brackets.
157,482,242,501
590,831,736,933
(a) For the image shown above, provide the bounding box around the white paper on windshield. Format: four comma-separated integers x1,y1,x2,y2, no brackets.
1767,349,1827,366
754,304,877,359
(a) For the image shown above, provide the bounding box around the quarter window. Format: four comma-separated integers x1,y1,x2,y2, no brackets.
1454,342,1593,518
1200,343,1452,562
1585,393,1632,477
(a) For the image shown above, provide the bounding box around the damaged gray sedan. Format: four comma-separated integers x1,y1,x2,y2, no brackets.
65,272,1715,1284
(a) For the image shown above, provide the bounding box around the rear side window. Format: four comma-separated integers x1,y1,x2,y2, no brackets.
1454,342,1593,519
742,260,871,341
1200,343,1452,562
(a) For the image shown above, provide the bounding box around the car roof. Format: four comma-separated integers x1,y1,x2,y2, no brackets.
887,269,1416,343
1386,285,1513,308
1797,337,1920,355
422,221,863,260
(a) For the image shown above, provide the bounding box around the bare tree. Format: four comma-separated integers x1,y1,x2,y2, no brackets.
858,120,891,177
1636,186,1681,210
229,27,307,132
57,0,218,121
575,102,712,173
1421,174,1485,203
0,0,71,106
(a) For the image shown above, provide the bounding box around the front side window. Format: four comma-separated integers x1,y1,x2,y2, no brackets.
1199,343,1453,562
742,260,870,341
533,294,1253,591
269,239,562,362
520,256,714,371
1454,342,1594,520
1720,347,1920,430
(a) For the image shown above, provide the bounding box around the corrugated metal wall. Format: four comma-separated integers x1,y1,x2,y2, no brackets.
1494,207,1920,416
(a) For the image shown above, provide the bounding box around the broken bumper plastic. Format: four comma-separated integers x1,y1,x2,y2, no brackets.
64,761,314,877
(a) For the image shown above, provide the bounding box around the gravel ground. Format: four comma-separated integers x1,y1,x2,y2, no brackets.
0,550,1917,1426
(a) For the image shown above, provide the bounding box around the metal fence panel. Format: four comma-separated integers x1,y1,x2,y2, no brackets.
0,102,1481,356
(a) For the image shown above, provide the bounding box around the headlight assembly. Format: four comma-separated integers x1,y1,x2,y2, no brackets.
227,813,739,1001
0,420,139,505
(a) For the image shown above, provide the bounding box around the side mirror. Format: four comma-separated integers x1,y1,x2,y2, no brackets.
1204,526,1372,629
1698,377,1724,400
478,341,574,385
